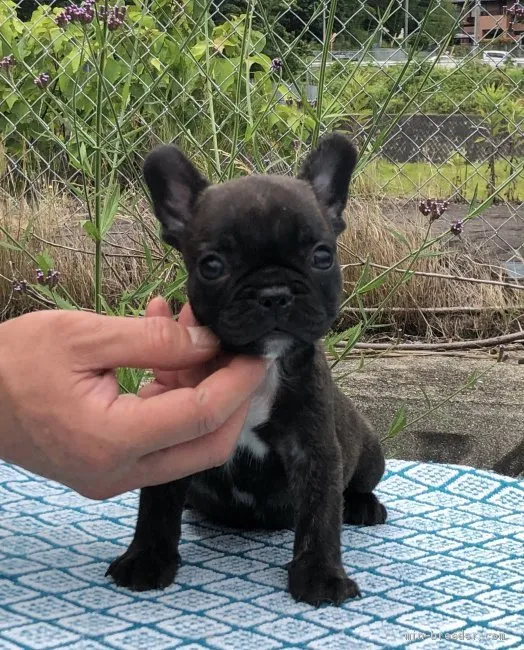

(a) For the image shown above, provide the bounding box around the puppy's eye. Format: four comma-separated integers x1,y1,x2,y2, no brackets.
311,245,334,270
198,253,226,280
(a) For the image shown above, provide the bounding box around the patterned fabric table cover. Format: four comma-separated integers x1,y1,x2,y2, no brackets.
0,459,522,650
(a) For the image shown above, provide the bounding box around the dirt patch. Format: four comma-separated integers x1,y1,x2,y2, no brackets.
333,352,524,477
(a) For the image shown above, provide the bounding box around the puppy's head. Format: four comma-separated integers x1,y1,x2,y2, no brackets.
144,134,357,356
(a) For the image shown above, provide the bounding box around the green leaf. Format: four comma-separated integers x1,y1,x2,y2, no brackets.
4,93,17,110
63,48,82,74
103,58,121,85
248,53,271,72
131,278,164,300
35,250,54,274
249,29,266,53
387,228,410,248
78,143,93,178
150,57,162,72
0,239,22,251
357,273,389,295
165,268,188,301
212,58,235,91
326,322,363,360
98,294,114,316
32,284,76,309
190,42,207,61
386,405,407,439
117,367,146,394
142,241,154,272
81,220,101,241
465,370,482,389
100,184,120,239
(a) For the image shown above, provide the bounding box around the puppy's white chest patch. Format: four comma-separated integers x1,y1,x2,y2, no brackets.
232,362,279,461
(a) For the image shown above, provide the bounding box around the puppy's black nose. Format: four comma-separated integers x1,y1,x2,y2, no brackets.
257,286,294,312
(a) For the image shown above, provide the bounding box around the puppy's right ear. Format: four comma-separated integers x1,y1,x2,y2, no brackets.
143,145,210,250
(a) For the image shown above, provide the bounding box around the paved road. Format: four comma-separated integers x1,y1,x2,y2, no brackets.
333,353,524,477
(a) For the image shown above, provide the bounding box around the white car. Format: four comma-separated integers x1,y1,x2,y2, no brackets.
426,54,460,69
482,50,513,67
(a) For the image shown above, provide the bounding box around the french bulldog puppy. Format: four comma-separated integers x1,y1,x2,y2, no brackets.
106,133,387,606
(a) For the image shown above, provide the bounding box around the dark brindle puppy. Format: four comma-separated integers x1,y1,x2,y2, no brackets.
106,133,387,606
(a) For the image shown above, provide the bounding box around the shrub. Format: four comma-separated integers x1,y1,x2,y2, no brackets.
0,0,313,188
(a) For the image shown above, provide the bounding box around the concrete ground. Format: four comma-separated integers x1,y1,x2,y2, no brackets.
333,353,524,477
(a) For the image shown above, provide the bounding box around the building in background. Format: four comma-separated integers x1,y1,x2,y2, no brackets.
453,1,524,44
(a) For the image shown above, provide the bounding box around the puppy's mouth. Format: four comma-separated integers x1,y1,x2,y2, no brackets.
219,330,294,359
215,309,326,359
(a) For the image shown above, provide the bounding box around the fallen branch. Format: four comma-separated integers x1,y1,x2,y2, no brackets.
340,259,524,291
341,306,523,314
334,331,524,351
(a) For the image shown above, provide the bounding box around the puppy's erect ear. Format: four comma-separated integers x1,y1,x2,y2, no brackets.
298,133,357,236
143,145,210,249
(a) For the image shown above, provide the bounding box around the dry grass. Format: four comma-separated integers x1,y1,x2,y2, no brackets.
1,190,522,339
0,188,156,318
338,198,523,339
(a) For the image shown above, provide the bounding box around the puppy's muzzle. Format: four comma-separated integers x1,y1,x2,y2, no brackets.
257,285,295,317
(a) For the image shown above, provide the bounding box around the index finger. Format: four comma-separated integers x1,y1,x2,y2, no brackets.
71,312,219,371
106,355,268,455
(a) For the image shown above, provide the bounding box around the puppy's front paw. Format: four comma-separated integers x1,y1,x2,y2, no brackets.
288,560,361,607
106,544,180,591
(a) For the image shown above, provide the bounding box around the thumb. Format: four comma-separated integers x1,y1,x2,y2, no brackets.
76,312,220,371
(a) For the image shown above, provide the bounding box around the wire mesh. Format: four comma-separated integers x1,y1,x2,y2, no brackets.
1,0,523,285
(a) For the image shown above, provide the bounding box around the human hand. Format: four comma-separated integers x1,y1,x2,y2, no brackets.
0,302,267,499
138,297,232,398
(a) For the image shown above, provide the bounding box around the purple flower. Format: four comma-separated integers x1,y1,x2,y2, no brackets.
13,280,27,293
0,54,15,70
101,5,126,30
35,268,60,287
55,1,108,29
34,73,51,89
55,10,71,27
450,219,464,236
506,3,524,19
78,5,95,24
418,198,449,222
270,58,283,72
46,270,60,288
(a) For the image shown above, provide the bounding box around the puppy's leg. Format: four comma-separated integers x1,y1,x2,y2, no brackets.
343,436,387,526
106,478,190,591
280,439,361,606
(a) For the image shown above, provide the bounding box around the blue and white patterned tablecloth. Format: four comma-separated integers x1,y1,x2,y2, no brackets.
0,459,523,650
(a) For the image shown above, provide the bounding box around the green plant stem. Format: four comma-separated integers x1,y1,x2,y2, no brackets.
381,363,496,442
94,4,109,314
311,0,338,148
224,1,254,181
203,5,220,178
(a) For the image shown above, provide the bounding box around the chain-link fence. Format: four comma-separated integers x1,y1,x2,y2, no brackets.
1,0,523,336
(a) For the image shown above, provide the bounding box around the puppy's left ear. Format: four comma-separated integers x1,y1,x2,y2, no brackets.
143,144,210,250
298,133,357,236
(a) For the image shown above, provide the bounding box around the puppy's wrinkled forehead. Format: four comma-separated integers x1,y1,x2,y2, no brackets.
191,175,330,251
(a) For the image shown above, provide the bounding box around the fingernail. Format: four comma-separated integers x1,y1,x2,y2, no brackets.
188,326,219,349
